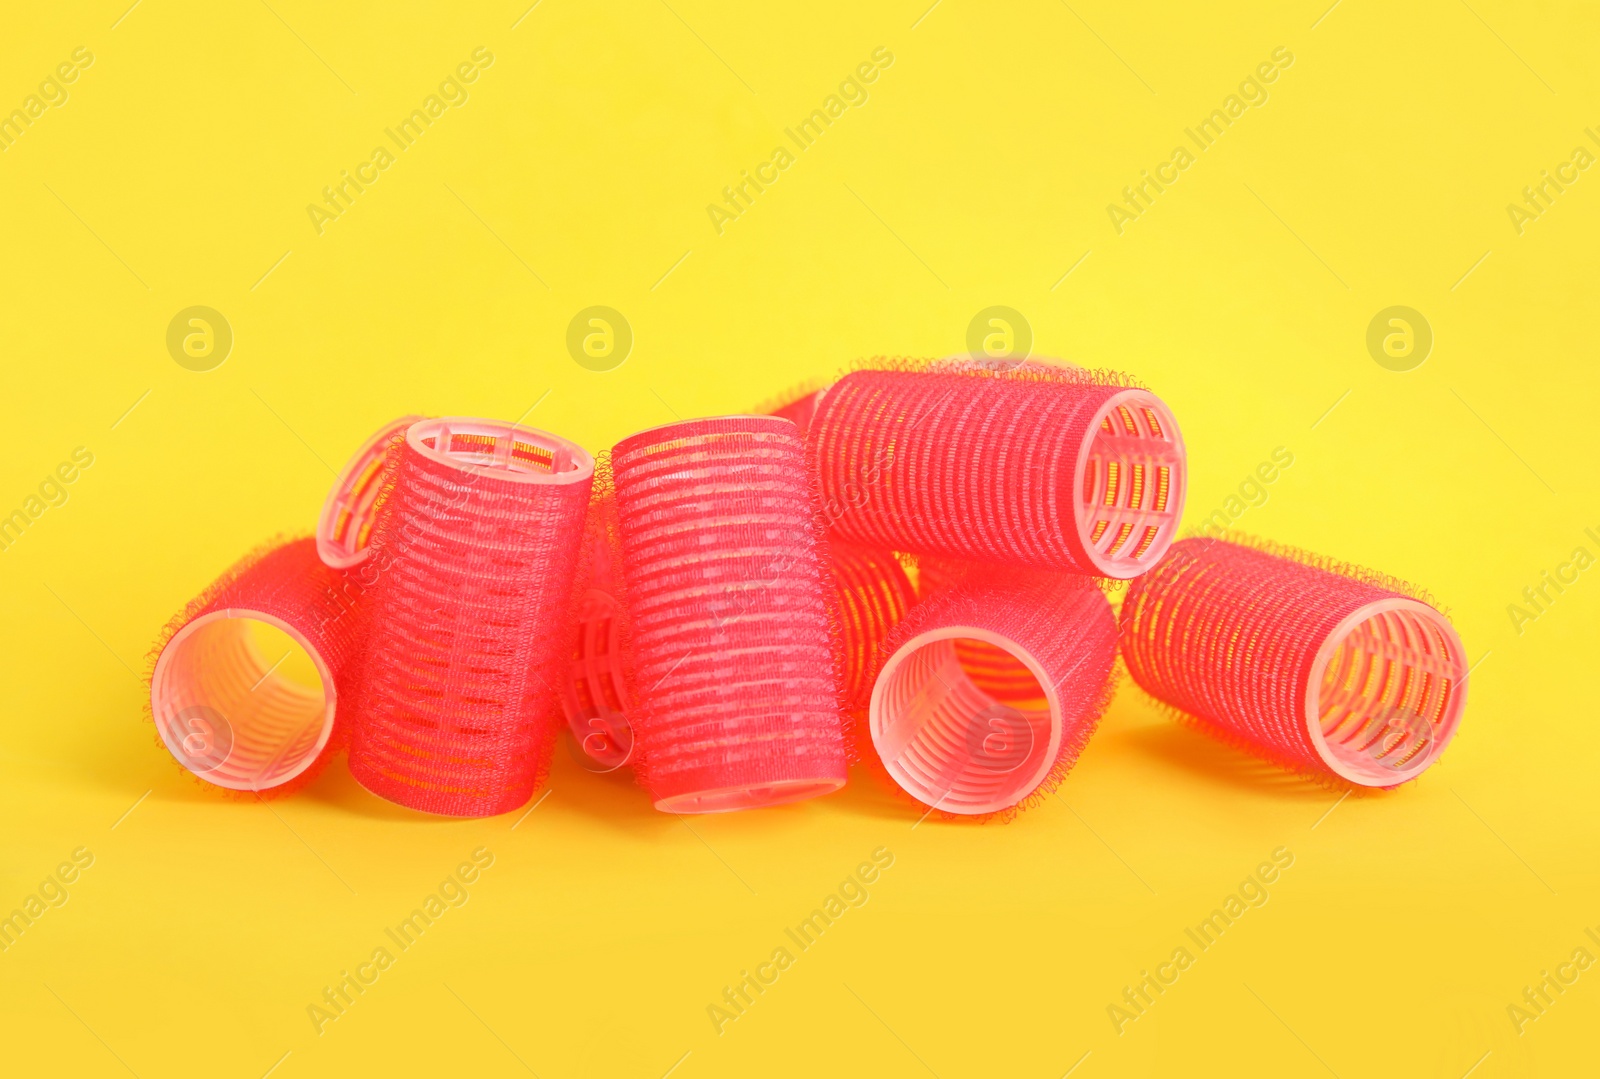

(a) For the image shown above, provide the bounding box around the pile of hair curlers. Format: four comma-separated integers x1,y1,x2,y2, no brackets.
148,359,1469,821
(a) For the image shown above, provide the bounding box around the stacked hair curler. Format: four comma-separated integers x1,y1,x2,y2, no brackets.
147,358,1469,821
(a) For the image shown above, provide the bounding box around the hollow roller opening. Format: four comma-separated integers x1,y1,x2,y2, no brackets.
560,588,633,771
1076,389,1185,577
151,613,333,791
1306,598,1468,786
412,417,584,479
317,415,422,569
870,627,1059,815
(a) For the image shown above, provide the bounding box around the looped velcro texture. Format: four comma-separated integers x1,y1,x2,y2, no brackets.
148,537,365,795
809,363,1186,578
610,415,848,813
346,418,594,817
868,568,1119,820
1120,537,1469,787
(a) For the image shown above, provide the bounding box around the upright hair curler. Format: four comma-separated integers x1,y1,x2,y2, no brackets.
809,361,1186,577
1119,536,1469,787
867,570,1119,820
348,417,594,817
148,537,365,794
609,415,848,812
560,527,910,772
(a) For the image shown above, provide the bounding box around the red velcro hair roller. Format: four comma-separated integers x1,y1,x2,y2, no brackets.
610,415,848,812
809,363,1187,577
1119,536,1469,787
829,541,916,712
867,570,1119,820
560,491,634,772
148,537,363,794
348,417,594,817
559,527,909,772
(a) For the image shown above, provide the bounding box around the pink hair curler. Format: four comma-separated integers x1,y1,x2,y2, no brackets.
1119,536,1470,787
829,541,916,712
348,417,594,817
559,491,634,772
316,415,425,569
867,570,1120,820
809,360,1187,578
559,522,910,772
148,537,366,794
609,415,848,813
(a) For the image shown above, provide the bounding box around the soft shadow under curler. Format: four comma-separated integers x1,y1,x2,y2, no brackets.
809,361,1187,577
867,570,1120,821
610,415,848,813
1119,536,1469,787
348,417,594,817
149,537,365,794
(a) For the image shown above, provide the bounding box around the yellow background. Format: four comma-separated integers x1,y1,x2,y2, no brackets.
2,1,1596,1075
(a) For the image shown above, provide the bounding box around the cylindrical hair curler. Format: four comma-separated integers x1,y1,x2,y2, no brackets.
149,537,366,794
559,491,633,772
1119,536,1469,787
867,570,1119,819
349,417,594,817
559,528,909,771
829,541,916,712
610,415,848,813
316,415,424,569
809,362,1186,577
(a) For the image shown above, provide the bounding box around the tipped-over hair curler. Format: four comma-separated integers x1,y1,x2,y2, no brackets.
149,537,364,794
809,360,1187,578
1119,535,1469,787
867,568,1119,821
